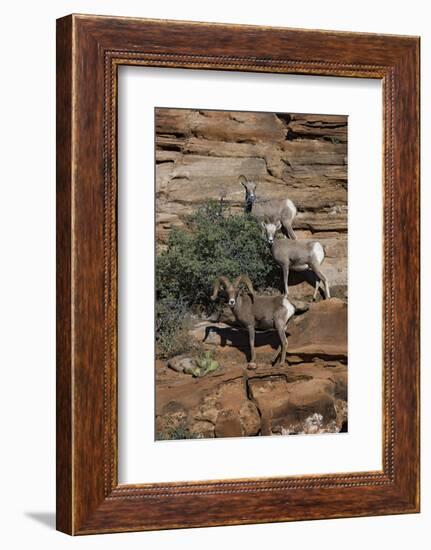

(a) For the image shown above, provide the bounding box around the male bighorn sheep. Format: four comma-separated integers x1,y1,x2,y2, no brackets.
239,175,297,240
211,275,295,368
263,220,331,300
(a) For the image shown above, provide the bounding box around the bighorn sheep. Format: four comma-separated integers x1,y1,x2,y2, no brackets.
239,175,297,240
211,275,295,368
263,220,331,300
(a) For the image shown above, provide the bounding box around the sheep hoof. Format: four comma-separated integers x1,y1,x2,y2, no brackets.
271,353,280,365
247,362,257,370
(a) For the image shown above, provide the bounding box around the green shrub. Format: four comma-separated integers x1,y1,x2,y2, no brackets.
155,295,191,358
156,200,279,310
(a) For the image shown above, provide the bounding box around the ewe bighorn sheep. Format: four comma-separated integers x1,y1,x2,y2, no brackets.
263,220,331,300
239,175,297,240
211,275,295,368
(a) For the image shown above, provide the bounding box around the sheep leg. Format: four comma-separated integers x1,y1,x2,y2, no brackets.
282,265,290,297
275,321,288,365
247,325,257,369
312,277,321,301
271,345,281,365
282,219,297,240
310,260,331,299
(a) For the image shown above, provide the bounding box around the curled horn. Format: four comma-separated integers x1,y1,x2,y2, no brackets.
211,276,232,301
233,274,255,301
238,175,248,187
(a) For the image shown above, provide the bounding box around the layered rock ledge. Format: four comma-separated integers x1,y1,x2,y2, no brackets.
155,109,348,438
155,108,348,301
156,299,348,439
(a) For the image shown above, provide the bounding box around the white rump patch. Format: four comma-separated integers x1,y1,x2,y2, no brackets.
312,242,325,265
285,198,297,218
283,298,296,321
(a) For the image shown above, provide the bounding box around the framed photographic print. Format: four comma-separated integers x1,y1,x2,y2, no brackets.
56,14,420,534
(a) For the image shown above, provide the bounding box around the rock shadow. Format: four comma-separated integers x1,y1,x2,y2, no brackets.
288,270,326,299
203,324,281,362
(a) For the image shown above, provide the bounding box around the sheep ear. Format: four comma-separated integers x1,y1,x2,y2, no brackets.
276,220,282,229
